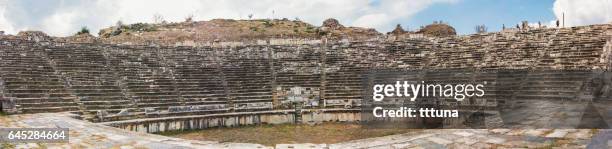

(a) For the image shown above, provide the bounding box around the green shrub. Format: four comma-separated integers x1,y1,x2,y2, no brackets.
317,29,328,36
263,20,273,27
76,26,90,35
250,26,258,32
305,26,315,33
125,23,157,32
1,143,15,149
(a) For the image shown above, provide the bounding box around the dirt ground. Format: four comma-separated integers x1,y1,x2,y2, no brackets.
160,122,418,146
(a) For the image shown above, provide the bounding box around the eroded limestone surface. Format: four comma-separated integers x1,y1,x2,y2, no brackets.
0,113,269,149
0,113,609,149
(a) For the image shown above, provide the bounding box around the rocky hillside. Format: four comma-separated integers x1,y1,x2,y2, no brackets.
96,18,381,45
416,23,456,37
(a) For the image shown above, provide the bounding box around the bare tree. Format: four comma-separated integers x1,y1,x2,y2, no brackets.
153,13,165,24
521,21,529,30
110,20,125,36
116,20,124,28
474,24,487,34
185,13,194,22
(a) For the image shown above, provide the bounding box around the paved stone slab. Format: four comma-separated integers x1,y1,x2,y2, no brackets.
390,142,414,149
546,130,569,138
452,131,474,137
1,113,608,149
485,137,506,144
525,129,550,136
490,129,511,134
425,137,453,145
276,143,326,149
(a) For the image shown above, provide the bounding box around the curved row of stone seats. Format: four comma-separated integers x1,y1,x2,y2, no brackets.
395,24,612,70
426,37,484,68
477,24,611,69
105,47,182,111
481,70,527,106
323,44,367,108
384,39,433,68
163,47,229,107
272,45,322,107
322,40,412,108
0,43,79,113
512,71,594,101
78,46,231,121
44,45,131,115
220,46,273,111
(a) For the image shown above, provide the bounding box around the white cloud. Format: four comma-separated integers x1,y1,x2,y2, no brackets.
0,0,15,33
0,0,456,37
351,0,458,30
353,13,390,29
41,12,79,36
553,0,612,27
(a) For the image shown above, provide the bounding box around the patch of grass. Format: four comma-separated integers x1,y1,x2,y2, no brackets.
317,29,328,36
250,26,258,32
535,139,564,149
534,143,553,149
161,122,418,146
1,143,15,149
305,26,315,33
590,129,599,135
0,111,8,116
36,143,47,149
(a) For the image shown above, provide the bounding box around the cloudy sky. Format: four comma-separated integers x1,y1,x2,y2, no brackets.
0,0,610,36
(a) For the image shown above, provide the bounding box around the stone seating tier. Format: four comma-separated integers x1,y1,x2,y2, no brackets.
0,24,609,122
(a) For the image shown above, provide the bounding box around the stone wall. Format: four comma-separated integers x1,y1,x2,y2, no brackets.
104,109,360,133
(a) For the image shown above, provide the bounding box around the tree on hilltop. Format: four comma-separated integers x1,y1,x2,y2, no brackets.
474,24,487,34
153,13,165,24
76,26,90,35
185,13,194,22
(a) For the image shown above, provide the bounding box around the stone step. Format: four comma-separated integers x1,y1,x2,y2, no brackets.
21,106,80,113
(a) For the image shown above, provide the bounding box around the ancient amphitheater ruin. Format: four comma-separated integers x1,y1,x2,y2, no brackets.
1,23,612,148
